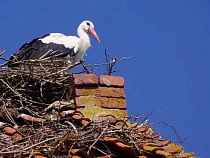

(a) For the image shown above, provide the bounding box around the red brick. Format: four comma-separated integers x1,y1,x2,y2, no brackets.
100,75,124,87
102,98,126,109
75,96,96,107
75,96,107,107
98,87,125,98
75,87,125,98
75,96,126,109
75,88,97,97
74,74,98,85
95,97,109,106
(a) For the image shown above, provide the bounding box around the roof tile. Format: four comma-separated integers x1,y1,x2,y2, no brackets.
3,126,16,135
156,150,172,157
165,143,183,154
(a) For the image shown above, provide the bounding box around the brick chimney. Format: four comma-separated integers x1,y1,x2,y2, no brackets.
73,74,128,120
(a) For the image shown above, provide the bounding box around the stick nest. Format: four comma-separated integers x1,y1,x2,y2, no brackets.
0,59,192,158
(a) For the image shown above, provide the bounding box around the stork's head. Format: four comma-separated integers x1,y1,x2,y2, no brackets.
78,20,100,43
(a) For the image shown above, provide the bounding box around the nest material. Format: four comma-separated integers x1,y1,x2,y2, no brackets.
0,60,194,158
0,69,74,110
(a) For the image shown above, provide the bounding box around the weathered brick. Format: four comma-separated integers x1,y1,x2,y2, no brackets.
100,75,124,87
75,96,99,107
76,96,109,107
98,87,125,98
75,87,125,98
95,97,108,106
74,74,98,85
75,88,97,97
101,98,126,109
76,103,128,120
75,96,126,109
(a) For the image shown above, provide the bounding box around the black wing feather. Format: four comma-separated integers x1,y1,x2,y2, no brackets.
8,34,77,67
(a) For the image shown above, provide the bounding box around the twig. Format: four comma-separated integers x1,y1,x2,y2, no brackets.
45,60,83,77
3,106,18,126
87,124,109,155
85,55,134,67
0,79,22,98
0,78,50,106
0,50,5,56
105,49,110,74
92,146,111,158
0,136,60,154
81,61,90,74
149,120,182,143
64,121,78,134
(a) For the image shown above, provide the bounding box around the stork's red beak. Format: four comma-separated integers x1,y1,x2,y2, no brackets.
88,28,100,43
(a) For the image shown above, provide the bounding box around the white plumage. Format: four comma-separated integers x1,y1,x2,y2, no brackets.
40,33,79,50
9,20,100,68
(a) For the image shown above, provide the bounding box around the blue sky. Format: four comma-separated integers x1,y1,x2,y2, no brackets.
1,0,210,157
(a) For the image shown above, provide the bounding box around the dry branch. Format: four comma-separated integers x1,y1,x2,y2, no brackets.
0,51,191,158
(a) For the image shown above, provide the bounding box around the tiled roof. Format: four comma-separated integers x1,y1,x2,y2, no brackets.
0,72,194,157
0,112,194,157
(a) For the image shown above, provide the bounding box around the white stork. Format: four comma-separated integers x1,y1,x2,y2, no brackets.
8,20,100,68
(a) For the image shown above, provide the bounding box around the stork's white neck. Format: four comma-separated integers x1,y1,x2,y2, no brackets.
77,27,91,49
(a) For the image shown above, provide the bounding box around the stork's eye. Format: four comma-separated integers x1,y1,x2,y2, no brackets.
86,22,90,26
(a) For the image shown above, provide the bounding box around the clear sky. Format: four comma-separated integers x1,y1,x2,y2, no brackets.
1,0,209,157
